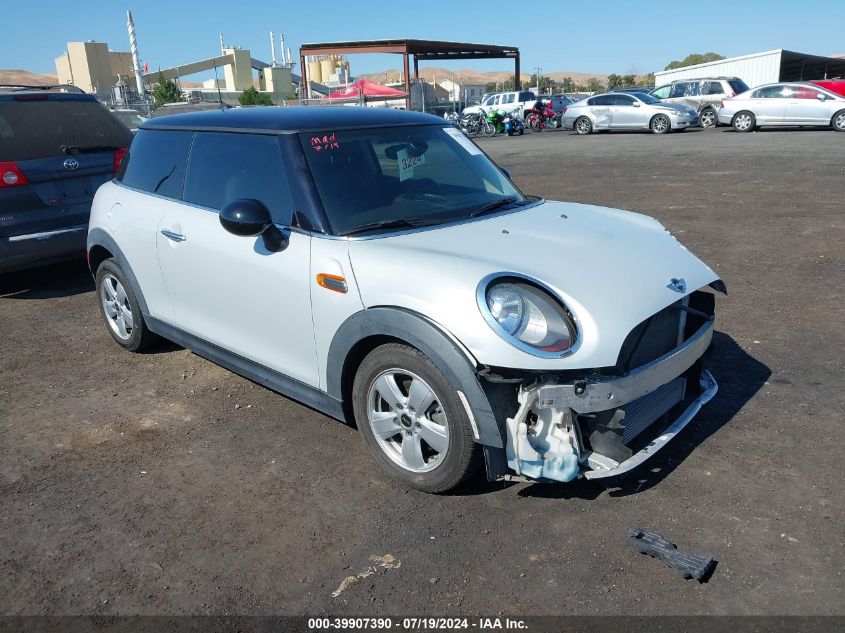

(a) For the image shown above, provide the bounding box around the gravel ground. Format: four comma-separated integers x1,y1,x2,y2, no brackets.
0,125,843,617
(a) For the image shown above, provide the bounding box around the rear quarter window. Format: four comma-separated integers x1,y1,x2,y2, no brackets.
0,98,133,161
118,129,192,199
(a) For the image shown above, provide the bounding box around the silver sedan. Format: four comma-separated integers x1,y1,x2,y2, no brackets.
717,83,845,132
562,92,699,134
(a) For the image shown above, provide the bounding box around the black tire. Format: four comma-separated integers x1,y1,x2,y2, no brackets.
732,110,756,133
95,258,159,352
481,121,496,137
699,107,717,128
650,113,671,134
832,109,845,132
574,116,592,135
352,343,481,493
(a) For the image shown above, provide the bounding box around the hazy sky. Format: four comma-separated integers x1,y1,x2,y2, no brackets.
5,0,843,78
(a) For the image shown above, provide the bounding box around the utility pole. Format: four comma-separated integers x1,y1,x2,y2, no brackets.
534,66,542,93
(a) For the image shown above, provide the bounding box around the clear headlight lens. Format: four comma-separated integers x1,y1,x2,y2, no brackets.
483,280,576,356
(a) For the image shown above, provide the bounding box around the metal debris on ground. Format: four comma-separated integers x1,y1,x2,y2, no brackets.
331,554,401,598
627,528,715,581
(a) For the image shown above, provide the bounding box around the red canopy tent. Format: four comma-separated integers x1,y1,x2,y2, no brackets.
326,78,407,100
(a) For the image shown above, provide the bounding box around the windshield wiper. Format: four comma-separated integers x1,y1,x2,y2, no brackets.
61,144,119,155
340,218,435,237
470,196,523,218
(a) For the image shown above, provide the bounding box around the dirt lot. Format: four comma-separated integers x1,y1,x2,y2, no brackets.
1,126,843,617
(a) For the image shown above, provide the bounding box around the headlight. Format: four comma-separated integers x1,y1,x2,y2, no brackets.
478,276,577,357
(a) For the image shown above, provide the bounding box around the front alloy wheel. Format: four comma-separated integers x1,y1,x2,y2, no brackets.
650,114,671,134
353,343,480,493
832,110,845,132
367,369,449,473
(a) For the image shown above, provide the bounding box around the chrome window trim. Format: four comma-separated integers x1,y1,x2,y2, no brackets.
475,271,581,360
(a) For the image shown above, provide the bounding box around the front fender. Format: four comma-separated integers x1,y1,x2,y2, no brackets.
326,307,503,448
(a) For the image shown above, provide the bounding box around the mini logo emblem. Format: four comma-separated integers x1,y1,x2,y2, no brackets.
667,278,687,293
63,158,79,171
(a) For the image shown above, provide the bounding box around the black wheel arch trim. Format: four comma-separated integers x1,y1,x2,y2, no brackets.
86,228,150,316
326,307,504,448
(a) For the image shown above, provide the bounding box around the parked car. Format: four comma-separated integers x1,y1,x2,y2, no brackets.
88,107,724,493
811,80,845,98
717,83,845,132
462,90,537,120
0,86,133,274
650,77,750,128
110,108,148,132
562,92,699,134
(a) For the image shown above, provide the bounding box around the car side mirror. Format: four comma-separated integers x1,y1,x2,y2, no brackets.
632,101,641,107
220,198,271,236
500,167,512,179
816,93,827,101
220,198,290,252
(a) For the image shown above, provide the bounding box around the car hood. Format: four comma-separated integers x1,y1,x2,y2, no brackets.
348,200,720,370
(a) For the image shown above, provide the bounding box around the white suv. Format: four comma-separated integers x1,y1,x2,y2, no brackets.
88,107,724,493
462,90,537,120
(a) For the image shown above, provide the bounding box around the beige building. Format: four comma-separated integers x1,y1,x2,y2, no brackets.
439,78,484,103
55,41,134,97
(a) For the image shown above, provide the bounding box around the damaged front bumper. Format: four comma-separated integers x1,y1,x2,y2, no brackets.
503,319,717,482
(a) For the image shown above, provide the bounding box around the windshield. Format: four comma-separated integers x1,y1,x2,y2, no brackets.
300,125,525,236
635,93,661,104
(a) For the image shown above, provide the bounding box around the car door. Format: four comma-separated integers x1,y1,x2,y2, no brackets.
156,131,319,387
609,94,646,128
701,80,726,110
750,85,789,123
669,82,700,109
111,129,194,322
784,85,831,124
589,95,614,128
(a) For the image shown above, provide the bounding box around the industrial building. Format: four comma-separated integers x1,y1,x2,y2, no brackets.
654,49,845,88
55,41,135,98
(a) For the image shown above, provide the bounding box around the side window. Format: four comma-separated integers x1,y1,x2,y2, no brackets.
793,86,821,99
753,86,788,99
705,81,725,95
483,95,496,106
493,95,502,105
519,91,535,102
651,85,671,99
612,95,634,106
118,129,192,198
501,93,515,104
592,95,613,106
183,132,294,225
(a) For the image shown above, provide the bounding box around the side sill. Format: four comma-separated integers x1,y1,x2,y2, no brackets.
145,316,345,422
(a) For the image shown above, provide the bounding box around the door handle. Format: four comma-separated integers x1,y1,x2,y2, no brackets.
160,229,186,242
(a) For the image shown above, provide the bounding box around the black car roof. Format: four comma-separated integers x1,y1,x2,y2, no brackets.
142,106,445,133
0,91,98,103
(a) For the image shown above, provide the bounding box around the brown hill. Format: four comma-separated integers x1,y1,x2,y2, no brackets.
360,66,607,86
0,69,58,86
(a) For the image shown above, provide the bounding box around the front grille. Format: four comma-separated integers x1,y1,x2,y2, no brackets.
621,377,686,443
613,300,682,373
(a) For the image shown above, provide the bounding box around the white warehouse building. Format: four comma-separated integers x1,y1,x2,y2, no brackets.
654,49,845,89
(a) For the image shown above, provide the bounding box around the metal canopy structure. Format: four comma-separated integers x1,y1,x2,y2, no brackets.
299,39,521,110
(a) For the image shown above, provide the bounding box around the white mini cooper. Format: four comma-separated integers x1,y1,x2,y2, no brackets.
88,107,724,493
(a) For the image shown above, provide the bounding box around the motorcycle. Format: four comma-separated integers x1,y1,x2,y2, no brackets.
503,108,524,136
481,108,505,136
526,101,560,131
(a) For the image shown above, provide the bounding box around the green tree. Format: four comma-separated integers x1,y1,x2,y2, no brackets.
586,77,604,93
560,76,575,93
621,74,637,87
484,81,498,93
665,52,725,71
238,87,273,106
607,73,622,89
152,72,182,108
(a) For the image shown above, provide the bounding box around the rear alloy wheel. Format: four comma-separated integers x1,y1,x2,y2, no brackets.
650,114,671,134
96,258,158,352
832,110,845,132
353,343,480,493
575,116,592,135
699,108,717,128
732,111,756,133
